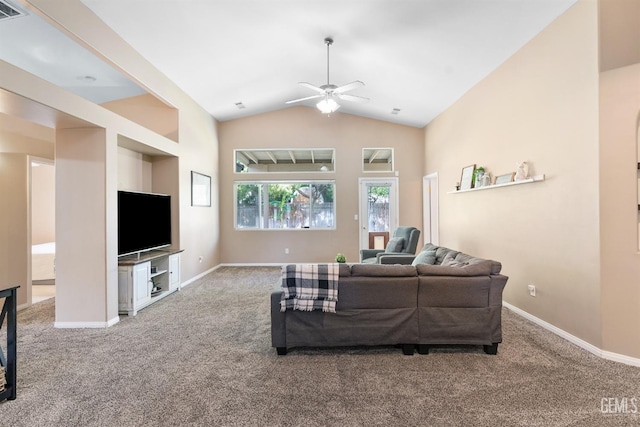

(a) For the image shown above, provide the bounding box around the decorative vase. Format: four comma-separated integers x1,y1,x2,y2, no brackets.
474,167,485,188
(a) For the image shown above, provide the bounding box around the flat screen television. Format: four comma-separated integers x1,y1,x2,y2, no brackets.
118,190,172,256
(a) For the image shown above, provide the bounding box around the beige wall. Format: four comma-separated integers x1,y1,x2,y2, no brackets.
0,153,30,306
219,106,424,264
424,0,602,347
117,146,153,192
598,0,640,71
55,127,118,325
101,94,179,142
599,63,640,358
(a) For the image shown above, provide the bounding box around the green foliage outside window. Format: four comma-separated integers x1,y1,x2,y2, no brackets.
235,181,335,229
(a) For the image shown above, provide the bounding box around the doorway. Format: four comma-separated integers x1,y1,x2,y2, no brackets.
30,158,56,303
422,173,439,245
358,177,399,254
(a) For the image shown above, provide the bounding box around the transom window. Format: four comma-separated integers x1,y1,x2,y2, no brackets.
362,148,393,172
235,181,335,230
235,149,335,173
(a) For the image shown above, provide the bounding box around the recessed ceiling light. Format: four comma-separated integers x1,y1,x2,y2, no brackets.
391,108,401,115
235,102,246,109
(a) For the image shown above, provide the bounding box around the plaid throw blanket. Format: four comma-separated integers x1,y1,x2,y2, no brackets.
280,263,339,313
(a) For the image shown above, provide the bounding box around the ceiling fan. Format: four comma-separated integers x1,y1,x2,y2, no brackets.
286,37,369,114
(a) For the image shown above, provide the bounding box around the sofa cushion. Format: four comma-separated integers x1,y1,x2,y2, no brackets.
337,277,419,309
453,252,502,274
416,261,493,277
351,263,417,277
385,237,405,253
419,243,439,253
411,248,437,266
338,263,352,277
441,252,468,267
435,247,459,265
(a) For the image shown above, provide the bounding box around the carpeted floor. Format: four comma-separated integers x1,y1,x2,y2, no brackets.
1,266,639,426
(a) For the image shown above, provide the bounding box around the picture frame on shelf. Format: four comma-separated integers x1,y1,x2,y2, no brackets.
495,172,515,185
460,164,476,190
191,171,211,207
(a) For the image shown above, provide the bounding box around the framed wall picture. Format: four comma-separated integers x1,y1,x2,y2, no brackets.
191,171,211,207
460,164,476,190
495,172,515,185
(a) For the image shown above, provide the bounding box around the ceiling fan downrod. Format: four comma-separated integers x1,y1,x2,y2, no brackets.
325,37,333,87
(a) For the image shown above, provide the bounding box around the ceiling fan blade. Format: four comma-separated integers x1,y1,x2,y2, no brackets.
333,80,365,94
336,93,370,103
285,94,323,104
298,82,326,94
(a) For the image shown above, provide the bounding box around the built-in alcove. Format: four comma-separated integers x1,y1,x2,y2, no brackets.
117,139,180,255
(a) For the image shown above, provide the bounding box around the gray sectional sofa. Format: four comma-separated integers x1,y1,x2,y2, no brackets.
270,244,508,355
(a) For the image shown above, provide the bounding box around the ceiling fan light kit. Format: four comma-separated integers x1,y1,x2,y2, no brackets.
286,36,369,115
317,97,340,114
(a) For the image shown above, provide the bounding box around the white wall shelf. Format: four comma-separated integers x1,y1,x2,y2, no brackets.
448,174,546,194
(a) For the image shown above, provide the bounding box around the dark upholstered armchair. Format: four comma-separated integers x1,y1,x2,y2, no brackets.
360,226,421,263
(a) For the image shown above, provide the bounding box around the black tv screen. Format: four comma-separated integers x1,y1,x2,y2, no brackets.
118,190,172,256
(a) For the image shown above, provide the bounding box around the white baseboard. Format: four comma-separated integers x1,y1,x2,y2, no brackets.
218,263,286,267
503,302,640,367
54,315,120,329
180,264,222,288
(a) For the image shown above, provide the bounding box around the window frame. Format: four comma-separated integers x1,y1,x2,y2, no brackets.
234,180,337,231
362,148,394,173
234,148,336,174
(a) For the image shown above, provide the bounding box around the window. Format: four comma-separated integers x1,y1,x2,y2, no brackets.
235,149,335,173
362,148,393,172
235,181,335,229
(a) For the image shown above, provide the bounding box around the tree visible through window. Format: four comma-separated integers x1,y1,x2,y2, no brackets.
235,181,335,229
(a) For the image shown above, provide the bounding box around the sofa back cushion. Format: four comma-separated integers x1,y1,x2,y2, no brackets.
337,276,419,309
451,252,502,274
416,261,493,277
411,248,437,266
351,263,417,277
338,263,352,277
418,275,491,308
415,244,502,274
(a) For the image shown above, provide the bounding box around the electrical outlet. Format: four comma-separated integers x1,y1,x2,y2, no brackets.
528,284,536,297
284,248,289,254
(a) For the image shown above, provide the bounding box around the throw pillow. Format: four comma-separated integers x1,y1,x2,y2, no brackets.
411,249,437,266
385,237,405,253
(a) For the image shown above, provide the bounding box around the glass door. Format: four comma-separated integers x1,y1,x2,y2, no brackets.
359,178,398,254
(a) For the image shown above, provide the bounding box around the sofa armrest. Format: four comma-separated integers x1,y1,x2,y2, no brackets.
360,249,384,262
377,254,416,265
271,282,286,348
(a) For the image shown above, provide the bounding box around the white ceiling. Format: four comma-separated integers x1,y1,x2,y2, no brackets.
1,0,578,128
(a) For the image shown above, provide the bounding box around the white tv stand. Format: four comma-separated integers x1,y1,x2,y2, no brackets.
117,249,183,316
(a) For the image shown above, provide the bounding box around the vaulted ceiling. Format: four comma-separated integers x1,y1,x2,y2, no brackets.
1,0,578,128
